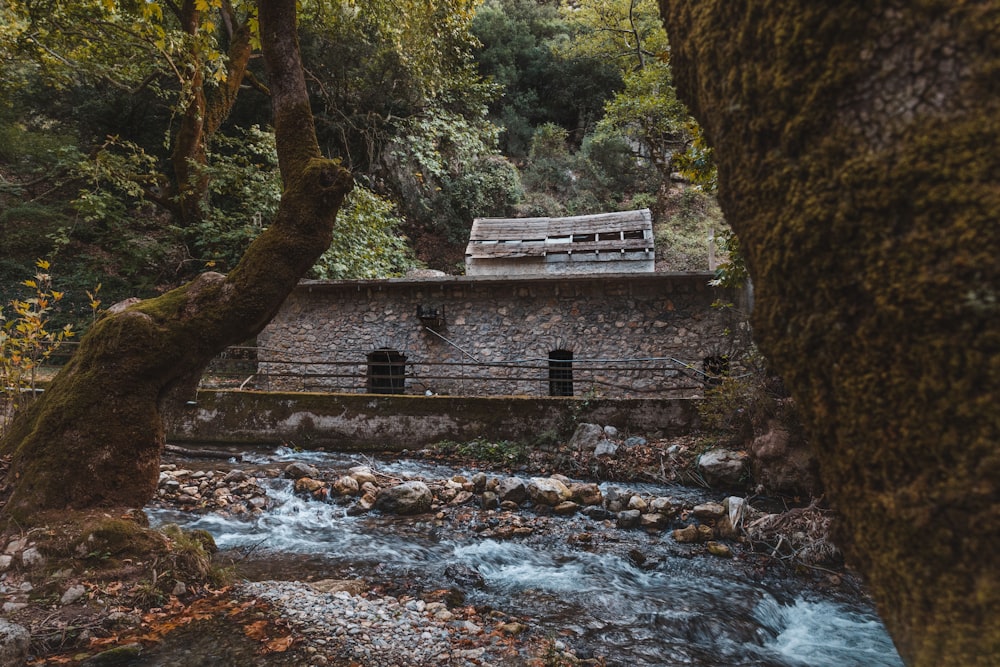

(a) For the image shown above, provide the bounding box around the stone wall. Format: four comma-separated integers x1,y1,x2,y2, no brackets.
163,390,701,450
256,273,747,397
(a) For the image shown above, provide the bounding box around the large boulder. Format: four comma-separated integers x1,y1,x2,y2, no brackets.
526,477,572,506
375,481,433,515
496,477,527,504
697,448,749,488
568,423,605,451
749,420,821,496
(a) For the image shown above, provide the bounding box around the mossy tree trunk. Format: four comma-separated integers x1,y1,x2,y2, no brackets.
0,0,352,519
659,2,999,665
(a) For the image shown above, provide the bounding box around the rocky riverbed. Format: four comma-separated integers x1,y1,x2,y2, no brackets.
0,428,896,666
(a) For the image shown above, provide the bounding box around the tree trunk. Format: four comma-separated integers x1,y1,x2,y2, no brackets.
659,2,999,665
0,0,352,518
169,0,256,224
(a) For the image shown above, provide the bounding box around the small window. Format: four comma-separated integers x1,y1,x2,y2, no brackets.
367,348,407,394
548,350,574,396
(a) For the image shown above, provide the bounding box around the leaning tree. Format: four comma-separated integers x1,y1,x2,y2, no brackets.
659,2,999,665
0,0,352,517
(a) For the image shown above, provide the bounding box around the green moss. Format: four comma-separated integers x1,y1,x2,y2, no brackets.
661,2,1000,664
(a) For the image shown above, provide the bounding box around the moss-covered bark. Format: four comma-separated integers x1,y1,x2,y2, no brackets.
659,2,999,664
0,0,352,518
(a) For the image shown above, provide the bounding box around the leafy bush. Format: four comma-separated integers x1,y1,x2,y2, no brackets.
311,185,421,279
697,352,800,449
0,260,76,426
434,437,527,464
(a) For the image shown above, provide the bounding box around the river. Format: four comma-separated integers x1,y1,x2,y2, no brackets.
147,447,904,667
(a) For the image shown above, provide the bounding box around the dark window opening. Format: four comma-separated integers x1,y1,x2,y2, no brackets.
703,355,730,386
572,234,596,243
367,348,407,394
549,350,574,396
622,229,645,240
598,231,622,241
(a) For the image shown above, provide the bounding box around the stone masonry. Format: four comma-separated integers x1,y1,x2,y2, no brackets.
256,273,747,397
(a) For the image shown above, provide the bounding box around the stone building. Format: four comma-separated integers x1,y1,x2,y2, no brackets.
255,272,746,398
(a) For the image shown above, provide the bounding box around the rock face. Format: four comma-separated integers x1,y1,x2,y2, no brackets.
749,421,820,496
375,481,433,515
697,449,748,488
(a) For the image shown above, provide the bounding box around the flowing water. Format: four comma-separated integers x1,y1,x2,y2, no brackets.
148,447,904,667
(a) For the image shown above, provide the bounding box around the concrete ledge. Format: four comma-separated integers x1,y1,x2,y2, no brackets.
164,390,701,451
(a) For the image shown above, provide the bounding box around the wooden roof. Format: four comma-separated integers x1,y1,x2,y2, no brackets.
466,210,653,259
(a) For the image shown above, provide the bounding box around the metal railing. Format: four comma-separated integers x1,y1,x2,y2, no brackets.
35,344,723,398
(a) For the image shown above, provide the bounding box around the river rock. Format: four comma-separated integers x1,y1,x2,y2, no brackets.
673,524,715,543
603,486,628,512
496,477,527,504
284,462,320,480
616,509,641,529
553,501,580,515
481,491,499,509
627,495,648,512
0,619,29,667
697,449,749,487
20,546,43,568
0,555,10,572
648,496,675,516
333,475,360,496
749,420,821,496
375,481,433,515
640,513,668,530
349,466,379,486
594,440,619,457
692,502,726,521
706,541,733,558
295,477,326,496
527,478,572,506
568,482,603,506
624,436,647,448
61,584,87,605
471,472,487,492
568,423,605,451
581,506,613,520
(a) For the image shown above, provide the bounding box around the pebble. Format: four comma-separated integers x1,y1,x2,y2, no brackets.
239,581,510,666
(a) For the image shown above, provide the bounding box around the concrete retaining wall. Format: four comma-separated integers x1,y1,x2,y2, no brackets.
164,389,701,451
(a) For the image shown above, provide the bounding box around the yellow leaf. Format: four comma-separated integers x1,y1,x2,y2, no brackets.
35,259,50,270
23,280,37,288
195,0,210,10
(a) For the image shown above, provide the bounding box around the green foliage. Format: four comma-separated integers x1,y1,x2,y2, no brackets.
696,345,800,451
311,185,420,280
708,229,749,289
184,125,282,271
434,436,527,464
654,186,726,271
391,107,522,244
0,260,76,424
472,0,621,157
